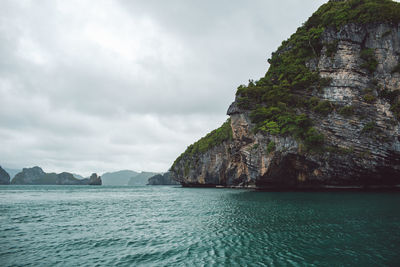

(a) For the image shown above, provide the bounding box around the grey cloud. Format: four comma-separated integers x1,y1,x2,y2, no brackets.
0,0,327,175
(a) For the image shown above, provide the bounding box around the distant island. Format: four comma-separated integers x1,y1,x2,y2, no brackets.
4,166,102,185
0,166,178,186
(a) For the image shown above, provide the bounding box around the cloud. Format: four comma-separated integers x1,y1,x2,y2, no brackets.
0,0,327,175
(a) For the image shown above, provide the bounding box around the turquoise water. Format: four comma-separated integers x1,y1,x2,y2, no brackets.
0,186,399,266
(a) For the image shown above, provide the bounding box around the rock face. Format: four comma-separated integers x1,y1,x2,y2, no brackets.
0,166,10,185
11,166,96,185
88,173,102,185
171,0,400,188
147,172,179,185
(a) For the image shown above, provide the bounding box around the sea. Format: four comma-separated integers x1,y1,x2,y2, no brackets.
1,185,399,266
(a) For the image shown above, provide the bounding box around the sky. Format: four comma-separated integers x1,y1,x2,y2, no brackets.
0,0,328,176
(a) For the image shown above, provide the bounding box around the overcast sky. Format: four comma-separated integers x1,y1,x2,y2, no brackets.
0,0,328,175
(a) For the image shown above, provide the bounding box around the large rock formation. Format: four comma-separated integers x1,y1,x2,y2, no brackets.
0,166,10,185
11,166,98,185
171,0,400,189
147,172,179,185
88,173,102,185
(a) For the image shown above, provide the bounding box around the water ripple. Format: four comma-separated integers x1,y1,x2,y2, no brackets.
0,186,399,266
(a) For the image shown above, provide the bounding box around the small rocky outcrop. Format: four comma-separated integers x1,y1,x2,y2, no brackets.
171,0,400,189
0,166,10,185
88,173,102,185
147,172,179,185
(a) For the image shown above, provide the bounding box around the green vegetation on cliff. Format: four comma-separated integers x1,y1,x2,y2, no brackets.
360,48,378,72
235,0,400,150
236,11,327,149
379,88,400,119
306,0,400,29
171,119,232,170
325,40,339,58
338,105,355,117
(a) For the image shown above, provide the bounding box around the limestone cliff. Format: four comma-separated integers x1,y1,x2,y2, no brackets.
171,0,400,188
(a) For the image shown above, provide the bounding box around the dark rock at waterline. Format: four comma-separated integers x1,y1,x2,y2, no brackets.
0,166,10,185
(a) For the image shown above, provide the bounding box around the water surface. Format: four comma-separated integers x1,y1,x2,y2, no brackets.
1,186,399,266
